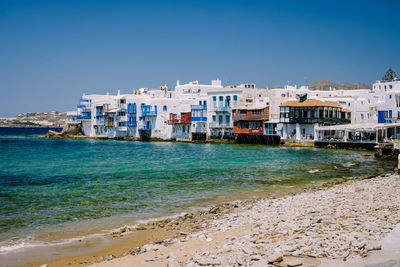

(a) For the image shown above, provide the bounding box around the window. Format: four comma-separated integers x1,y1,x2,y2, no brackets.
218,115,223,124
213,96,217,107
226,115,230,124
233,95,238,107
281,94,285,97
219,96,223,107
226,96,231,107
361,114,364,120
390,85,393,89
212,115,216,122
389,95,392,99
163,105,167,111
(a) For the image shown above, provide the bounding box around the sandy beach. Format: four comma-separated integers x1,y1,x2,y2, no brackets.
25,173,400,267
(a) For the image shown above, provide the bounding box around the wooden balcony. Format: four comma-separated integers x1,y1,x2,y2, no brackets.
168,112,191,124
232,107,269,121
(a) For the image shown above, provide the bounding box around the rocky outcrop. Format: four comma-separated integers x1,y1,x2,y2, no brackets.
45,123,83,138
61,123,83,136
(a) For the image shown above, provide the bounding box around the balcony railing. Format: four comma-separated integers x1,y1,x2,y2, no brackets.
77,104,90,108
213,106,232,112
282,117,351,124
191,104,207,110
142,110,157,116
77,112,91,120
209,122,232,128
124,121,137,127
118,126,127,131
191,116,207,122
77,115,91,120
168,115,191,124
168,119,179,124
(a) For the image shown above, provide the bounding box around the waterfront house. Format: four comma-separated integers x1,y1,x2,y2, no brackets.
167,112,191,140
280,99,351,141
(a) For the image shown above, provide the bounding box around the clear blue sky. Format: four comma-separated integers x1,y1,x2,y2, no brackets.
0,0,399,117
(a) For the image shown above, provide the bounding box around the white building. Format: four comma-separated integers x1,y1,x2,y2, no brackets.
75,80,222,140
207,84,270,139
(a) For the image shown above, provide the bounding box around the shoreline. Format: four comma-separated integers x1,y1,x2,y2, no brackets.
9,182,328,267
15,172,399,267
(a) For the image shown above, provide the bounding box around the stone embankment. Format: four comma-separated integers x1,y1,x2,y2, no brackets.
89,174,400,267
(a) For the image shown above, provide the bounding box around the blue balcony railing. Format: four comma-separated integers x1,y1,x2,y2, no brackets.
77,112,91,120
124,121,137,127
191,116,207,122
77,115,91,120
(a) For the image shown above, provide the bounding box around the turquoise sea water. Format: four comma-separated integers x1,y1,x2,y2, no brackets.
0,133,395,252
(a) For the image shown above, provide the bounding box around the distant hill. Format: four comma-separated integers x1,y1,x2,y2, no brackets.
308,80,372,91
0,111,66,127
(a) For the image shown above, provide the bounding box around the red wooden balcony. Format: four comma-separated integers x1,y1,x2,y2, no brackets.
168,112,191,124
232,107,269,121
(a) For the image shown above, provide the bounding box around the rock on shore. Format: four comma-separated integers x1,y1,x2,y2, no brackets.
181,174,400,266
91,174,400,267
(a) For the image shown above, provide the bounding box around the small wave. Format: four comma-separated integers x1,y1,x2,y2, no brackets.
135,212,188,225
308,169,319,174
0,231,105,254
0,238,48,254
